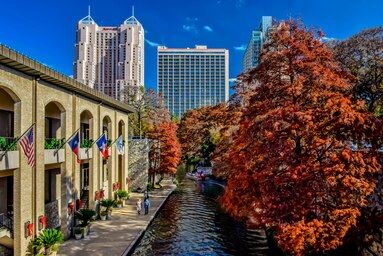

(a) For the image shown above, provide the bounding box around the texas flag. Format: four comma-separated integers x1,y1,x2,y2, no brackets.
96,134,109,160
68,131,80,163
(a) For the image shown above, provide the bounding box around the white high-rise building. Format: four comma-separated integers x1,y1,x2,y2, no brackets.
158,45,229,117
74,7,144,101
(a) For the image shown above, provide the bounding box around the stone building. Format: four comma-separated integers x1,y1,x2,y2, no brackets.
127,139,149,191
0,44,133,255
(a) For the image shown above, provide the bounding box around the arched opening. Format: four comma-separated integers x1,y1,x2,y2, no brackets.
44,101,65,145
102,116,112,196
80,110,93,207
118,120,125,189
44,101,65,229
0,87,19,242
102,116,112,138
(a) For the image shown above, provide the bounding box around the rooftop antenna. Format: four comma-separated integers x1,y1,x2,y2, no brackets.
88,5,91,17
132,6,135,16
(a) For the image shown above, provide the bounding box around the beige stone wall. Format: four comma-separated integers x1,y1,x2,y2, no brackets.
0,63,130,255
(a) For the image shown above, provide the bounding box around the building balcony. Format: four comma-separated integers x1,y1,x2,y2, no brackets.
0,137,19,171
44,138,65,164
0,151,19,171
79,148,92,160
44,149,65,164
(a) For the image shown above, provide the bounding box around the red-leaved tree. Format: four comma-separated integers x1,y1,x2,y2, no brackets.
221,21,381,255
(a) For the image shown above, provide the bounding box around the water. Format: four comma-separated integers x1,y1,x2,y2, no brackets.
132,179,270,256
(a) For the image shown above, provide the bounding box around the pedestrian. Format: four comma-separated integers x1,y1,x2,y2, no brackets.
144,197,150,215
144,191,149,200
136,198,142,215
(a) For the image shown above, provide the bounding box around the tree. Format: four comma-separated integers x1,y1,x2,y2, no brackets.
332,27,383,115
220,21,381,255
147,121,181,184
177,104,229,168
123,88,170,138
158,121,181,175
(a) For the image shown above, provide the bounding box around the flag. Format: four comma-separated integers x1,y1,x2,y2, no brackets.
96,134,109,160
20,125,35,166
116,135,124,155
68,131,80,163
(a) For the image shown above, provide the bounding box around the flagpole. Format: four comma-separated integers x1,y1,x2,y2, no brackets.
86,133,105,153
55,128,80,155
109,135,121,147
0,123,35,161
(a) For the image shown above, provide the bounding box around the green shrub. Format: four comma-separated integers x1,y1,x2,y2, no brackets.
115,189,129,200
32,228,64,255
100,199,115,212
75,208,96,226
44,138,65,149
74,227,83,235
0,137,7,151
147,183,154,191
80,138,94,148
0,137,18,151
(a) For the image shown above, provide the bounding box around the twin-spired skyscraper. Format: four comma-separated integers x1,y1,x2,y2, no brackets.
74,8,144,102
74,9,230,117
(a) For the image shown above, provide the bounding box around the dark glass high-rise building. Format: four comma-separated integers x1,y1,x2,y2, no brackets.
157,45,229,117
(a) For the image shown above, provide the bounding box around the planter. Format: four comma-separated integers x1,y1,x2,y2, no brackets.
0,150,19,170
117,203,123,208
44,149,65,164
100,214,107,221
44,248,57,256
75,233,82,240
107,211,112,219
79,148,92,160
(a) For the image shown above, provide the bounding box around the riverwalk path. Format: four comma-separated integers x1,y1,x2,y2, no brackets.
59,179,176,256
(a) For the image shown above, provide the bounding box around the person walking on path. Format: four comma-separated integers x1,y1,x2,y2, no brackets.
136,198,142,215
144,197,150,215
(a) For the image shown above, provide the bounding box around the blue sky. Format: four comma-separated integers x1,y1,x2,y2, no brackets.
0,0,381,91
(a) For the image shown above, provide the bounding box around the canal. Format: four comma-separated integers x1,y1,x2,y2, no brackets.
132,179,272,256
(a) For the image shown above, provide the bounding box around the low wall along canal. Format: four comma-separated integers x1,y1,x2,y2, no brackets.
131,179,271,256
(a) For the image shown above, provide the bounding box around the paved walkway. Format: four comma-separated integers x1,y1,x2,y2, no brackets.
59,180,176,256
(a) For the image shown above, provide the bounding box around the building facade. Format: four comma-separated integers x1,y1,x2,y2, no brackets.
0,45,133,255
74,9,144,102
243,16,272,71
158,45,229,117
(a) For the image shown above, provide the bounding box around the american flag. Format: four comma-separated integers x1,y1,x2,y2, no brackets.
20,125,35,166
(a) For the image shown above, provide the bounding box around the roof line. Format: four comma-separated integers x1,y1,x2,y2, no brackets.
0,44,133,114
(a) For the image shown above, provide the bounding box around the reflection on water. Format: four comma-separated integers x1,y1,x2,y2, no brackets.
132,179,270,256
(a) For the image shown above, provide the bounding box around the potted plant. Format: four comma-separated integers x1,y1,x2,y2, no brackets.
100,210,107,221
32,228,64,255
75,208,96,236
74,227,83,240
115,190,129,207
100,199,115,219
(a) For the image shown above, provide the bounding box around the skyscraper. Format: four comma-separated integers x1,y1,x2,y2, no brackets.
158,45,229,117
74,7,144,101
243,16,272,71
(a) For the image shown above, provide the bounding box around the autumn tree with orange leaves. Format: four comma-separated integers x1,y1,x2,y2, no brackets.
221,21,381,255
137,91,181,184
178,104,229,166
